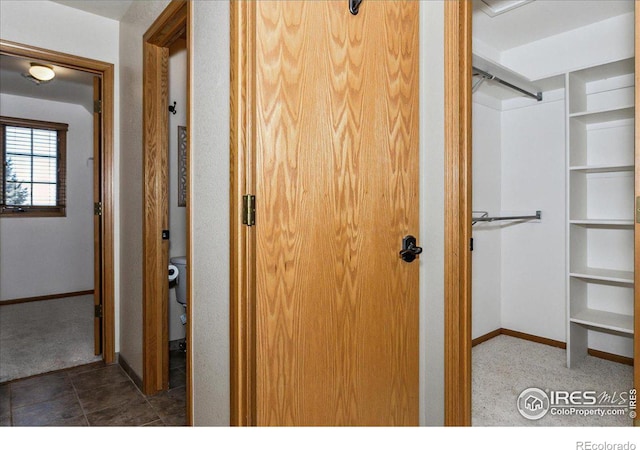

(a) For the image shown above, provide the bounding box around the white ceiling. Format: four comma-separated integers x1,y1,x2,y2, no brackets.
473,0,634,52
50,0,134,21
0,54,95,112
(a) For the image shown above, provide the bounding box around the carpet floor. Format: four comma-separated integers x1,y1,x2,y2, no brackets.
0,295,101,383
472,335,633,426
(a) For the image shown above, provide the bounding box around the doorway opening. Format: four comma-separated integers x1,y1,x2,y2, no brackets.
141,0,191,425
0,40,116,378
444,1,639,426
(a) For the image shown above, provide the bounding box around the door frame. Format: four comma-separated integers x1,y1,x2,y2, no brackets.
0,40,116,364
141,0,192,423
230,0,256,426
443,0,640,426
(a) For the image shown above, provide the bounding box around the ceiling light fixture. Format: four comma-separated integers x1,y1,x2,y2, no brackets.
28,63,55,82
479,0,534,17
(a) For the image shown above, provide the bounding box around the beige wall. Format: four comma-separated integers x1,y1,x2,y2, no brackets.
189,0,231,426
420,1,445,426
118,0,172,378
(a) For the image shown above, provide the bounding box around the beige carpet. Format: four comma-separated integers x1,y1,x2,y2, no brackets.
472,334,633,426
0,295,101,383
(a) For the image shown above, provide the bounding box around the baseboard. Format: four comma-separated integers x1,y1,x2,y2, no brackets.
500,328,566,349
471,329,501,347
0,289,94,306
118,352,143,391
587,348,634,367
473,328,633,365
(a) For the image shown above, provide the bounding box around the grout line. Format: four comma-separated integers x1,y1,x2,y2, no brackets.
117,364,165,427
8,383,13,426
68,372,90,426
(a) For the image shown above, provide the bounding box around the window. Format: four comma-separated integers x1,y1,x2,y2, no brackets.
1,117,67,217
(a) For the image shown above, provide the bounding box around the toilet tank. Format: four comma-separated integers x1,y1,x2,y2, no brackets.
170,256,187,305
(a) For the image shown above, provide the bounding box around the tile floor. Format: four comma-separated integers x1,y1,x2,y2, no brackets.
0,349,187,426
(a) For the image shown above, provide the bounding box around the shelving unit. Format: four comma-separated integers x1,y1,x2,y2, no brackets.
566,58,635,368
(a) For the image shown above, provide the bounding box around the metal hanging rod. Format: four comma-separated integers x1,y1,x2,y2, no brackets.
472,210,542,225
473,66,542,102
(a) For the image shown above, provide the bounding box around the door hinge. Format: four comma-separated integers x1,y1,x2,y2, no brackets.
636,197,640,224
470,237,474,252
94,304,103,318
243,195,256,226
94,100,102,114
94,202,102,216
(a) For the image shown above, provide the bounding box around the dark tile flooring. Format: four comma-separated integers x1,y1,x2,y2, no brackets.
0,349,187,426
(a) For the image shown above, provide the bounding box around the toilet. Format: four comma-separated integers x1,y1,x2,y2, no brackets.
170,256,187,324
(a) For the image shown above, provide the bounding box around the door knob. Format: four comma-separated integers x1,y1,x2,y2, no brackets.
400,235,422,263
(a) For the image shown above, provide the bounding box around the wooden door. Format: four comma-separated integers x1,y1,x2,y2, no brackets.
247,0,420,426
92,76,102,356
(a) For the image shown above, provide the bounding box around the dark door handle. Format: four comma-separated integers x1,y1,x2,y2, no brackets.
400,235,422,263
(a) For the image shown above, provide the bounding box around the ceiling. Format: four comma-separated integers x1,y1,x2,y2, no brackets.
473,0,634,53
50,0,134,21
0,54,95,112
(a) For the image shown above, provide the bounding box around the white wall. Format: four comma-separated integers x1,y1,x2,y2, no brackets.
168,44,187,342
0,94,94,300
499,92,567,342
0,0,121,347
471,101,502,339
472,91,571,346
472,92,568,344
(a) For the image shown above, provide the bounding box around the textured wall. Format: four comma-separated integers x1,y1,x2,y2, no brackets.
118,0,171,378
420,0,445,426
190,0,231,426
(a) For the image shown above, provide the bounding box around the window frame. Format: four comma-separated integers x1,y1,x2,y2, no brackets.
1,116,68,218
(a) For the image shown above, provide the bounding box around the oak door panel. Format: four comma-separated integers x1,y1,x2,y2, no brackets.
253,1,419,426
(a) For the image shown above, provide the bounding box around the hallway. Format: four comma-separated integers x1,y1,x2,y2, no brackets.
0,350,186,426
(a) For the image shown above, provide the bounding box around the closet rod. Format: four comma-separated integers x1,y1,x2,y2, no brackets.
472,210,541,225
473,67,542,102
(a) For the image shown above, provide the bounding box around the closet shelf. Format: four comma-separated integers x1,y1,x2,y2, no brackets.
569,267,634,284
569,164,634,173
570,309,634,335
569,219,634,227
569,106,634,124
